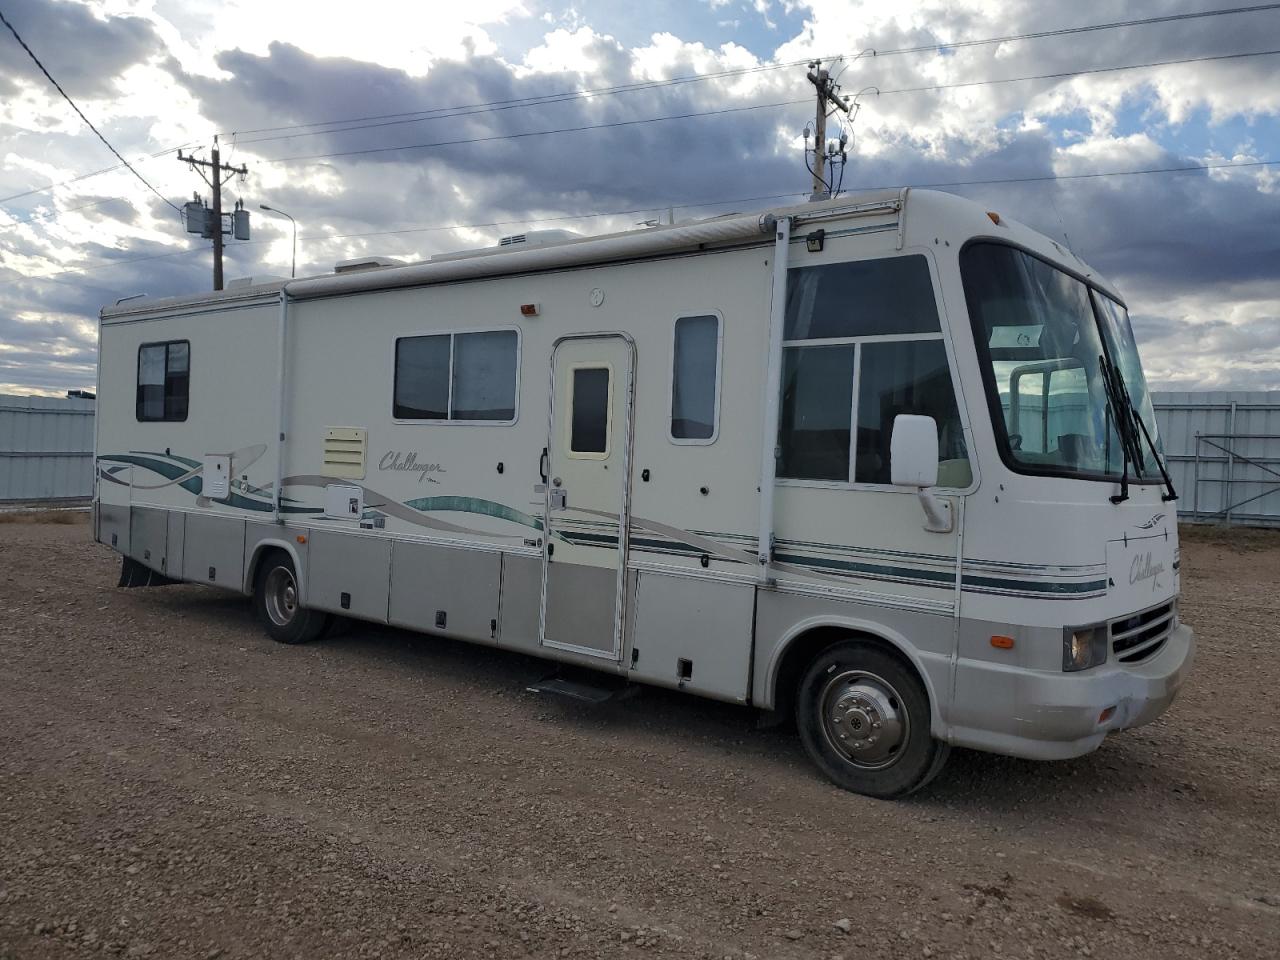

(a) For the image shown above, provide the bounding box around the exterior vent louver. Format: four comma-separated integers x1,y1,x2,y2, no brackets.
323,427,367,479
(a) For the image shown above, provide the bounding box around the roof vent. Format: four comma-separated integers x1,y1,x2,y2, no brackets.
334,256,405,274
497,229,580,248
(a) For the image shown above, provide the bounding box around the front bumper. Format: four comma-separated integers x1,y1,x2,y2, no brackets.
949,621,1195,761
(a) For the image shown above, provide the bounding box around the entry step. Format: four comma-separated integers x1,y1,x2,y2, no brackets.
526,670,630,704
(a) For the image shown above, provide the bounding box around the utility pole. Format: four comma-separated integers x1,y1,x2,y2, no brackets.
178,137,249,290
806,60,851,200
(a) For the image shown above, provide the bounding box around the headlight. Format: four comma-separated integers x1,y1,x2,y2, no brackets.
1062,625,1108,672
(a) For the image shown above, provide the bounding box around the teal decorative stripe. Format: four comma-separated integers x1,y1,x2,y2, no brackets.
961,574,1108,596
404,496,545,531
775,552,954,585
101,453,202,496
775,551,1106,596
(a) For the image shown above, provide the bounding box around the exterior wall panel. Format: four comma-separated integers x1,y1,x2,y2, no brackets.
0,395,95,503
1152,391,1280,527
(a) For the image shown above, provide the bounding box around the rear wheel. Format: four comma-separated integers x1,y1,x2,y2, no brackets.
252,551,330,644
796,640,948,798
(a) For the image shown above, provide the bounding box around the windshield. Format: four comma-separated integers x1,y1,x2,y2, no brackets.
961,242,1161,482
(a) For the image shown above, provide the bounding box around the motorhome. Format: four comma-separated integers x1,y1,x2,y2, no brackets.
95,188,1194,798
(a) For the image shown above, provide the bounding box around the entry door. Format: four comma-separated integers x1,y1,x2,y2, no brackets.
540,335,635,659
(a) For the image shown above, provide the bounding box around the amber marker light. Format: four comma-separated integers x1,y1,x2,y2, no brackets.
990,635,1015,650
987,211,1002,225
296,535,307,544
1099,706,1116,724
520,303,540,317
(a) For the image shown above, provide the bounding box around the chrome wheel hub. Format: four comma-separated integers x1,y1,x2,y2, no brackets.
264,567,298,627
820,670,908,769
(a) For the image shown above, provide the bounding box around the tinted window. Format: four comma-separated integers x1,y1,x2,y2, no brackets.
452,330,518,421
394,330,519,422
855,340,969,486
671,314,719,441
785,255,940,340
570,367,610,454
777,345,855,481
394,335,450,419
136,341,189,422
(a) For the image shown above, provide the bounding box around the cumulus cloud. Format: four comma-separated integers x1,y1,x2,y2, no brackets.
1,0,1278,394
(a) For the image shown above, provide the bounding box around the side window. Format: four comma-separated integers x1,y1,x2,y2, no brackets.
136,340,189,422
778,345,855,481
394,330,518,422
855,340,968,486
569,366,611,456
785,255,940,339
670,314,721,442
776,254,970,487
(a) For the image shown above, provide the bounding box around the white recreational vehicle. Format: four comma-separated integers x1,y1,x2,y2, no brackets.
94,189,1193,797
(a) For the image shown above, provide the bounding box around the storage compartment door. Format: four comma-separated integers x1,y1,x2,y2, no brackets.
628,572,755,703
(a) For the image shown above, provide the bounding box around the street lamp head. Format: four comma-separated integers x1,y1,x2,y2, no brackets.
259,204,273,212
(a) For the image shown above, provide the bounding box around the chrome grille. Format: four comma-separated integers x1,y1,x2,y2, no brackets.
1110,600,1176,664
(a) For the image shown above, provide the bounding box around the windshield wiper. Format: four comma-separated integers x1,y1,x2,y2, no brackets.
1098,354,1142,504
1099,354,1178,504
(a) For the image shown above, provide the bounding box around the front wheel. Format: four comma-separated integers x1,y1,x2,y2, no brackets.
252,551,330,644
796,641,948,798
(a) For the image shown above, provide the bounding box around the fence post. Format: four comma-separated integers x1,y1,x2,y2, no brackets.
1192,433,1201,523
1226,401,1238,526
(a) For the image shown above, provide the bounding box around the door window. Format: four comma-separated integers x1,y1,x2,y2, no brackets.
569,366,611,456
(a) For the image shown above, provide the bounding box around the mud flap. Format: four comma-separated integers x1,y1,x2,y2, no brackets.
118,555,178,588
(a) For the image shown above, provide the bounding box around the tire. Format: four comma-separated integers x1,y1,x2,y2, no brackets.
796,640,949,798
252,551,330,645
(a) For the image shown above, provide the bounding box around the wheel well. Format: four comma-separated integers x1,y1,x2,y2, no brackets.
770,626,922,722
246,544,292,594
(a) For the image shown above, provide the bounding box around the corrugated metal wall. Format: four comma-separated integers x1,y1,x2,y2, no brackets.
0,394,96,504
1152,391,1280,527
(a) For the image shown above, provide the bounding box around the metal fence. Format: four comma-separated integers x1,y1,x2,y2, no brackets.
0,394,96,505
1152,392,1280,528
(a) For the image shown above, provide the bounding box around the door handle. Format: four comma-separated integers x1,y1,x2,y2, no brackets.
539,447,549,483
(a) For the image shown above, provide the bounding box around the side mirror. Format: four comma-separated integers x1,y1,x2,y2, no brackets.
890,414,953,534
890,414,940,487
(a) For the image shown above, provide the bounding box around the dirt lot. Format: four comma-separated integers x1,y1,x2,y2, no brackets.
1,519,1277,959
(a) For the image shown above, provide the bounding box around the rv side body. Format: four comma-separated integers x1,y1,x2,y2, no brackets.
96,190,1193,782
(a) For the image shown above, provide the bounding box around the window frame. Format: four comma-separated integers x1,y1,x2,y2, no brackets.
775,251,974,494
391,326,521,426
565,361,614,460
667,310,724,446
135,339,191,423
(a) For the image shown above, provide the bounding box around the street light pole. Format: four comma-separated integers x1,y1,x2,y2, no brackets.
259,204,297,278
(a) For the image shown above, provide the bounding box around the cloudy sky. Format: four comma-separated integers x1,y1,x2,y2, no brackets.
1,0,1278,396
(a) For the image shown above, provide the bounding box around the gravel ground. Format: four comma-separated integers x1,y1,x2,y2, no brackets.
1,518,1278,959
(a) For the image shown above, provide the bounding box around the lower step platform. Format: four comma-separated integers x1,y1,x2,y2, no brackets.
526,668,632,704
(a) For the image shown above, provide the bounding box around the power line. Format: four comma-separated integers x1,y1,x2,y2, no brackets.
260,98,810,164
4,156,1275,289
258,46,1280,166
6,4,1277,206
0,144,190,207
0,196,128,228
222,3,1280,144
874,47,1280,97
0,9,181,216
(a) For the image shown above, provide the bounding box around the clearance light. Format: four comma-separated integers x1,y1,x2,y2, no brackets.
990,635,1015,650
987,211,1003,226
296,535,307,544
520,303,540,317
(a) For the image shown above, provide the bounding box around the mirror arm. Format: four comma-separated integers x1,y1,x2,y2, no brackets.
916,488,954,534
